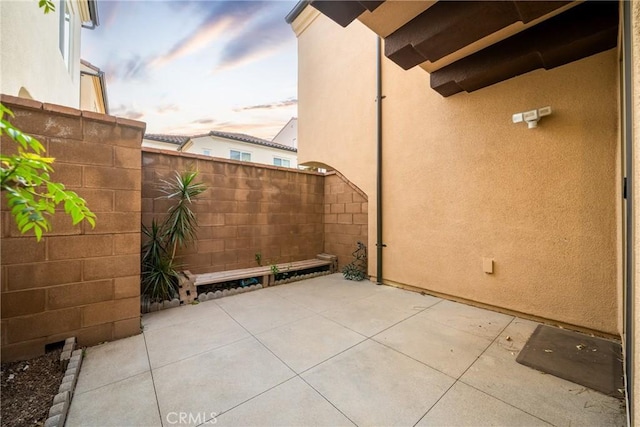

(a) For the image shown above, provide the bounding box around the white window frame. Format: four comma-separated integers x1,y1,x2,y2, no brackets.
59,0,73,72
230,150,251,162
273,157,291,168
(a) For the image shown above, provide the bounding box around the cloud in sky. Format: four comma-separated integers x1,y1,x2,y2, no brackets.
83,1,298,140
191,118,217,125
156,104,180,114
215,11,294,72
106,54,153,83
235,98,297,112
151,1,269,68
110,103,145,121
215,120,287,138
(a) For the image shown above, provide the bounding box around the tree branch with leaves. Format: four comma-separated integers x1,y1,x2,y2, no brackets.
0,104,96,240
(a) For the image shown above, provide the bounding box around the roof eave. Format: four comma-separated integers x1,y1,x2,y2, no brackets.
285,0,310,24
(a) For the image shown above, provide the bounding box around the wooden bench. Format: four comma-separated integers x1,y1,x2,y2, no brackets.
179,254,337,303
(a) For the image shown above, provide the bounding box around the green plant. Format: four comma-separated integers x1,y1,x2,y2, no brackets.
38,0,55,13
141,171,205,303
255,252,262,266
0,104,95,241
343,241,368,281
270,264,280,275
160,171,206,261
141,219,180,302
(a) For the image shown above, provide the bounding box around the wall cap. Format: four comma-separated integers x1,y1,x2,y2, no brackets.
0,93,146,131
141,147,325,176
82,110,117,124
43,103,82,118
1,94,43,111
116,117,146,131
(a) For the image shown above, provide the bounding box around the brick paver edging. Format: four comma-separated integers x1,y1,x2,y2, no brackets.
44,337,83,427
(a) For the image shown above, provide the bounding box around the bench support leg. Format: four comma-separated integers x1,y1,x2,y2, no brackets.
261,275,270,288
178,271,197,304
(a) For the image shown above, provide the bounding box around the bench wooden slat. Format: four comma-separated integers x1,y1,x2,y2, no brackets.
194,258,332,287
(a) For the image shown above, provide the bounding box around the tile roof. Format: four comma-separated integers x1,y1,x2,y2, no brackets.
144,130,297,152
207,131,297,152
143,134,191,145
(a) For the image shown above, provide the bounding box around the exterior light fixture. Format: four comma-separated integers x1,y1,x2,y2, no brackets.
512,106,552,128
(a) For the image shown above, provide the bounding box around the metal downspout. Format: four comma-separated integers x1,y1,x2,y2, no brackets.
622,0,634,423
376,36,385,285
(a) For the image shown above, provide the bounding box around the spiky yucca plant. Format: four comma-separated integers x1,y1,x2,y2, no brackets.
141,219,179,302
141,171,206,303
161,171,206,261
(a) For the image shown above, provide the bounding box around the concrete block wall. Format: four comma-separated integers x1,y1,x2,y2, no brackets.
324,171,368,270
142,148,326,273
0,95,144,362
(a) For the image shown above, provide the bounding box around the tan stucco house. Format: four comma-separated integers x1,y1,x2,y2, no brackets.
286,1,639,424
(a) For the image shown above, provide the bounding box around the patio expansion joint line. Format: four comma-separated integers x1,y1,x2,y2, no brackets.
142,330,164,425
453,317,554,426
314,295,440,341
408,316,514,427
214,294,360,426
145,334,251,370
71,368,151,396
411,316,550,427
215,295,319,336
296,375,359,427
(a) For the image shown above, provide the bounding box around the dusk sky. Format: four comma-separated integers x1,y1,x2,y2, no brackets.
81,0,298,140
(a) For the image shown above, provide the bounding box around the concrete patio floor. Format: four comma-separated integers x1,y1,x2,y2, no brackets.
67,274,626,427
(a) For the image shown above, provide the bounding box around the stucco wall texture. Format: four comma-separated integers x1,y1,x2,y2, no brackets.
0,2,82,108
296,14,619,335
297,13,379,275
0,95,144,361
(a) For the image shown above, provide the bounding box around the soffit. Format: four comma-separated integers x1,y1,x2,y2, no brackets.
308,0,619,97
358,1,436,38
309,1,384,27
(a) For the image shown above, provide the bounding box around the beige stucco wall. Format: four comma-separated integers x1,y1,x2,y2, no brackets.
0,1,82,107
295,13,619,334
297,12,379,274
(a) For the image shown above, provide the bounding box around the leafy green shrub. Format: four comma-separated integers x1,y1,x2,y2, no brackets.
1,104,95,240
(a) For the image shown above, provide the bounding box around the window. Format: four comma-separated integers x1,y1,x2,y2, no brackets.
59,1,72,71
273,157,291,168
230,150,251,162
202,149,211,156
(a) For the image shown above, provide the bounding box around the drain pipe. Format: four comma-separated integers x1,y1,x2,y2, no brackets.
622,0,634,422
375,36,386,285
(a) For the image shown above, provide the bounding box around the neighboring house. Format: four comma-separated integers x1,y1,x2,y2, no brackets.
80,59,108,113
272,117,298,149
0,0,99,108
144,131,298,168
142,134,190,151
287,0,639,420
